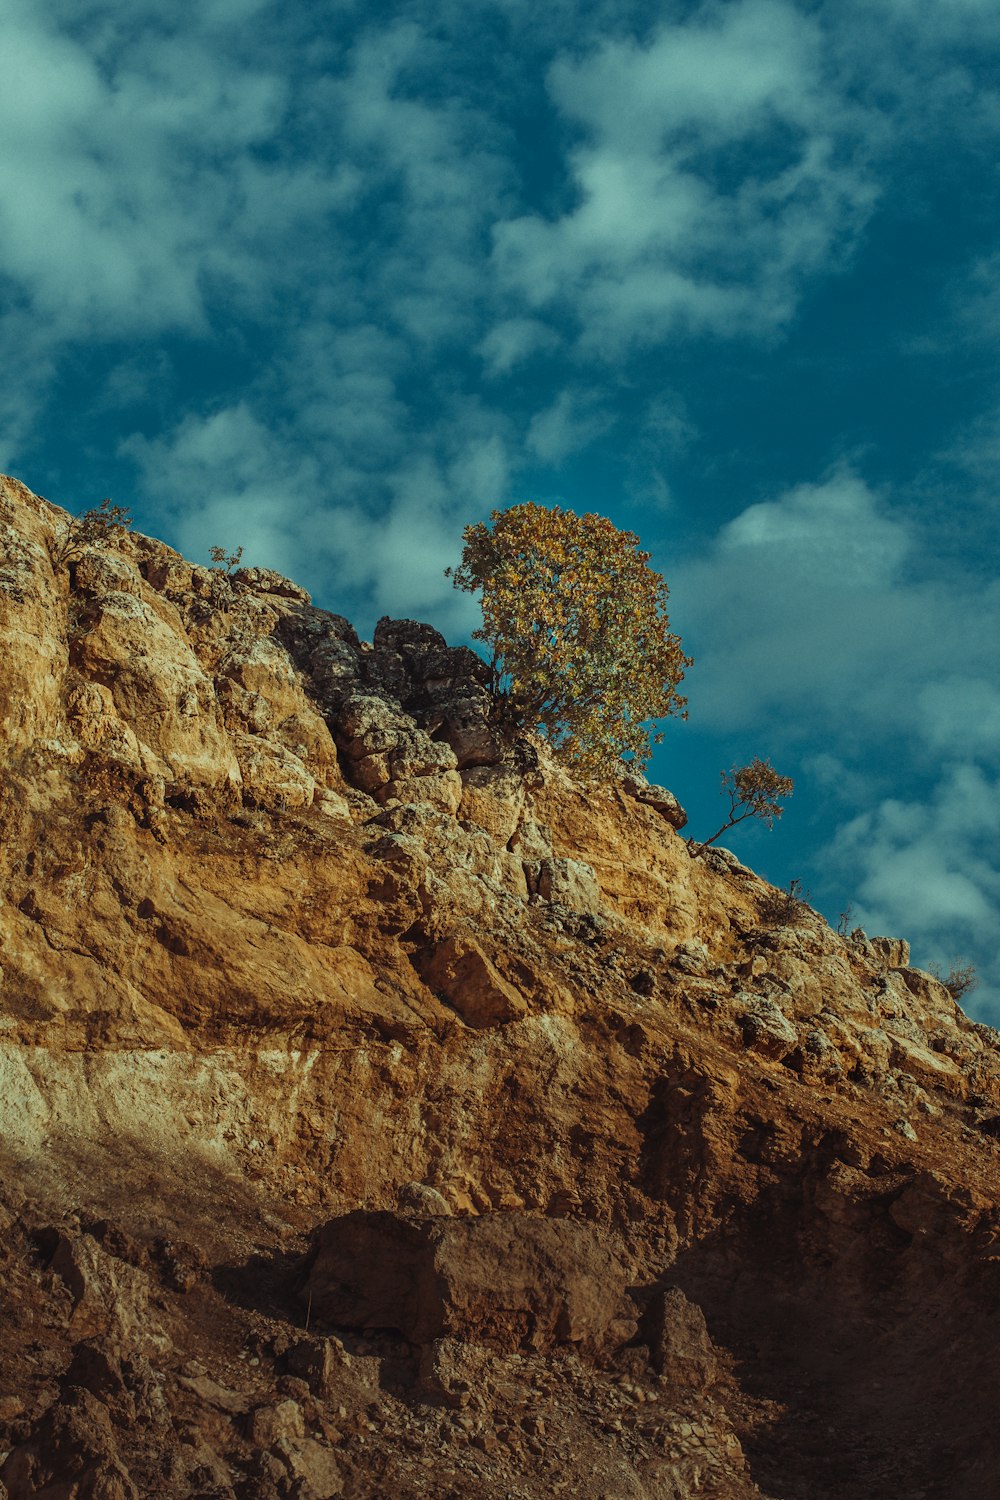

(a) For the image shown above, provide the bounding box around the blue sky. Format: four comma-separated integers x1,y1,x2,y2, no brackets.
4,0,1000,1017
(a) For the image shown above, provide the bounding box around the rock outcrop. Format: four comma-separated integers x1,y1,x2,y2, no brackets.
1,474,1000,1499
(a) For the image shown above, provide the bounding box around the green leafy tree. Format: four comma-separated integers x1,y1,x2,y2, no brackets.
447,502,690,774
690,757,794,857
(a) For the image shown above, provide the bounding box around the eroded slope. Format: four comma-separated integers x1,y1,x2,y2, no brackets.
1,476,999,1500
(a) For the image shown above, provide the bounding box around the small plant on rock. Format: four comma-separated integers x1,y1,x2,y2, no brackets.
209,545,244,575
689,757,794,858
928,961,978,1002
757,877,811,928
53,497,133,568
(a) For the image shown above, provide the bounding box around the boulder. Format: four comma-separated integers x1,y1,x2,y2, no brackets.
285,1337,348,1399
43,1230,171,1357
644,1287,719,1388
233,565,311,602
302,1211,635,1357
537,857,601,914
232,734,315,810
869,936,911,969
734,996,798,1061
337,693,411,760
416,933,527,1027
397,1181,453,1216
621,775,688,831
273,1437,343,1498
248,1399,305,1446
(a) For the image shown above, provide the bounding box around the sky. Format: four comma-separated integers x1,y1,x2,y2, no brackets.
3,0,1000,1018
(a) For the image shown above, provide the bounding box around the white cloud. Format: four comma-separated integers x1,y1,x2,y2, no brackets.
527,390,615,465
827,764,1000,1019
0,5,296,335
670,468,1000,754
478,319,560,377
673,463,1000,1019
122,393,510,636
493,0,879,350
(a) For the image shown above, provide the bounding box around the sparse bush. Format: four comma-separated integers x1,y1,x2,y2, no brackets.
928,961,978,1002
209,545,244,575
756,877,811,928
53,497,133,568
690,757,794,858
447,502,690,774
836,903,854,937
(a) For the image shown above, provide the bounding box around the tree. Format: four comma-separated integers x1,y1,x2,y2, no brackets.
209,545,244,575
927,961,978,1002
52,497,133,568
447,502,690,774
689,757,794,857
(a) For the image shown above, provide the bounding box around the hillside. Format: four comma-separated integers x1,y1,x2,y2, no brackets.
1,473,999,1500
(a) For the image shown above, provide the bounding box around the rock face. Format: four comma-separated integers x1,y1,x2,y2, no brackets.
1,475,1000,1499
303,1211,634,1355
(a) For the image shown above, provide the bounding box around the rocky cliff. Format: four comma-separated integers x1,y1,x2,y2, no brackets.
1,473,999,1500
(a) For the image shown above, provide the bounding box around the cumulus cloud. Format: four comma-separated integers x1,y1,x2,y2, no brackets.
669,469,1000,755
0,2,326,335
5,0,1000,598
492,0,879,350
527,389,615,465
123,394,508,635
671,465,1000,1018
827,766,1000,1020
478,319,561,377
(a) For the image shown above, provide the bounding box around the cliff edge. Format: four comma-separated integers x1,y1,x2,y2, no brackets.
1,474,999,1499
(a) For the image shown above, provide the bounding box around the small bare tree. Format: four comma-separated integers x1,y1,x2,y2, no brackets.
928,961,978,1002
209,545,244,575
689,756,793,858
52,497,133,568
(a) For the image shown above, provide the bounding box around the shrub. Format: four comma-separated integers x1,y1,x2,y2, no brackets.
447,503,690,774
756,877,811,928
690,757,794,857
53,497,133,568
928,961,978,1002
209,545,244,575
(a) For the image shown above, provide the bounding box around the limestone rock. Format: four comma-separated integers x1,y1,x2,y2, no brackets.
273,1437,343,1498
734,996,799,1060
415,933,527,1027
232,733,315,810
459,765,526,844
248,1399,305,1445
621,774,688,830
537,856,601,914
1,479,998,1500
397,1181,453,1216
416,1337,490,1406
43,1230,171,1358
72,589,240,789
869,935,911,969
284,1337,350,1399
644,1287,720,1388
1,1388,138,1500
302,1211,635,1356
233,565,311,602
